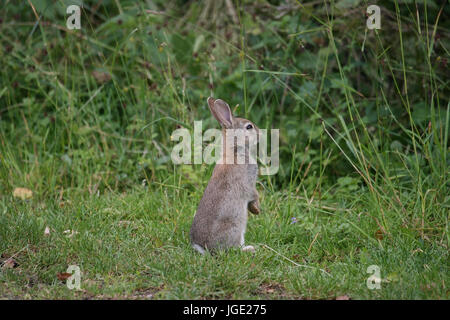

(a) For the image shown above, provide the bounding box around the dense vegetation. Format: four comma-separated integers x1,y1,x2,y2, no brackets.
0,0,448,299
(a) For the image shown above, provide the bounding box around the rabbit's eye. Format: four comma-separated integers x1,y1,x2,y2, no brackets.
246,124,253,130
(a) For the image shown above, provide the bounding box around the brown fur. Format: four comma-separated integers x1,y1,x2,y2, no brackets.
190,97,261,253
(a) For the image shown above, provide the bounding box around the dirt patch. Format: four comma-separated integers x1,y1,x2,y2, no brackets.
255,282,296,299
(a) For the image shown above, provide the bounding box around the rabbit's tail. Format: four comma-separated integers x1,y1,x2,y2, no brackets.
192,243,206,254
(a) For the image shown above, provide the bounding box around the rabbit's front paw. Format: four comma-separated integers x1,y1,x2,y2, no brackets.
248,200,260,215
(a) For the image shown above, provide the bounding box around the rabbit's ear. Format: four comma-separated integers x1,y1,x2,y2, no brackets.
207,97,217,117
209,98,233,128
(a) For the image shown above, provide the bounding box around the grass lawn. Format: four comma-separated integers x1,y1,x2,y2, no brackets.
0,1,448,300
1,185,447,299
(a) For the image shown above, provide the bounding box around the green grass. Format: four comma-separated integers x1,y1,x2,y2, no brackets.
0,0,449,299
1,186,447,299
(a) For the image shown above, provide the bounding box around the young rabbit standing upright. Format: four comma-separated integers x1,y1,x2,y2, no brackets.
190,97,261,254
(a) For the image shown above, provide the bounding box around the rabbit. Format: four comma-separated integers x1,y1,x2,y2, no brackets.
190,97,261,254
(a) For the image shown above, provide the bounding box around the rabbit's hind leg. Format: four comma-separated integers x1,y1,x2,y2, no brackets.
240,231,255,252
